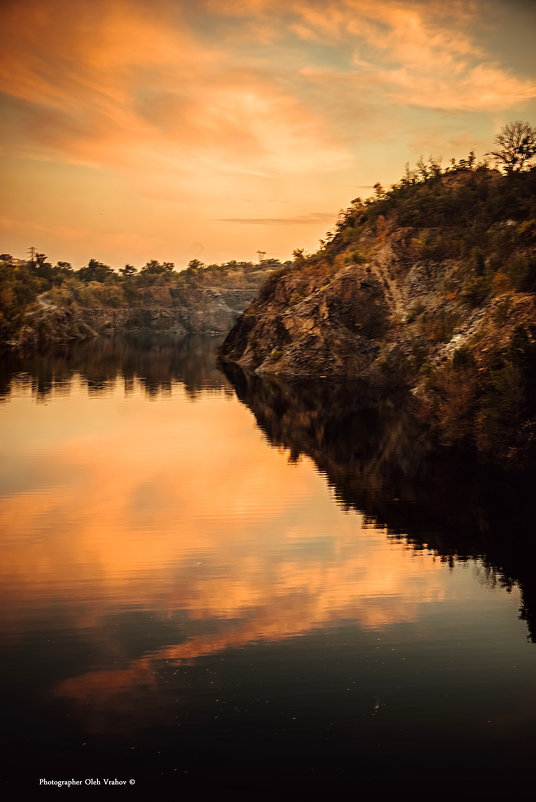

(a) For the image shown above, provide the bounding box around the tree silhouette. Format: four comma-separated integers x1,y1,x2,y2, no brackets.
490,121,536,173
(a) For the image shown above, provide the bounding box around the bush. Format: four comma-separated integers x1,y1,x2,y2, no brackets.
452,345,475,369
345,249,367,265
421,310,459,342
405,302,425,323
461,275,489,306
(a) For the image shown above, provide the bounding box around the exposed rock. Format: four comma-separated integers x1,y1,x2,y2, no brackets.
9,286,258,351
221,168,536,464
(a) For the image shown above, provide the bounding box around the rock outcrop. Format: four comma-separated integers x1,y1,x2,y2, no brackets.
221,167,536,465
221,219,534,384
10,285,258,351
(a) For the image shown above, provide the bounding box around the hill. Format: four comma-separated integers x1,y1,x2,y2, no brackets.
220,162,536,467
0,258,278,350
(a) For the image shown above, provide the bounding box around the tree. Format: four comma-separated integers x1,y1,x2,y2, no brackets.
77,259,114,283
140,260,174,275
33,252,57,283
490,121,536,173
373,182,386,199
416,156,430,181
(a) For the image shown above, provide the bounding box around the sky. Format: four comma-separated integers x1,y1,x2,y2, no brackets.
0,0,535,268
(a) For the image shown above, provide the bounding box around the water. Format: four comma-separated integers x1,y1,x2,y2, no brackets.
1,335,535,797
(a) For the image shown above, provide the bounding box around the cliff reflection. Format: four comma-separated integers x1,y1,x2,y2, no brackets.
2,344,535,739
224,365,536,641
1,361,456,728
0,334,232,400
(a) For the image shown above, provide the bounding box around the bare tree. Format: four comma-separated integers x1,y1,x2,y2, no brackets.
489,121,536,172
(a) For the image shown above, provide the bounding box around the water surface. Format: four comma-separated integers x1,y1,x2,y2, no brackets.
1,335,535,796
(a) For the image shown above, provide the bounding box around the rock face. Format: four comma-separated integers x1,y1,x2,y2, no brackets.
11,286,258,351
221,168,536,465
221,232,535,384
221,260,395,381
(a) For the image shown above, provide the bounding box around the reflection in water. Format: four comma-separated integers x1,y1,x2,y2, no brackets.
225,365,536,641
0,333,231,400
1,337,535,794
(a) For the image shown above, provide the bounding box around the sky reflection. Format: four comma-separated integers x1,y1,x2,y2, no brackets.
1,344,534,790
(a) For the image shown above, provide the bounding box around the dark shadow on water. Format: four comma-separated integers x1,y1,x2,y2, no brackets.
223,364,536,643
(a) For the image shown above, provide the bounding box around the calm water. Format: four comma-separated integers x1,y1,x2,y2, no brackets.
1,335,535,797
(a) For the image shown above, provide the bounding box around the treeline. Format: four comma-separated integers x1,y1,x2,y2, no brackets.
0,255,285,345
324,119,536,261
322,155,536,288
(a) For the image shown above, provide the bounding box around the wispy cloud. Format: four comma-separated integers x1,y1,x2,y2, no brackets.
3,0,532,172
216,212,335,225
0,0,347,174
0,0,534,263
290,0,536,111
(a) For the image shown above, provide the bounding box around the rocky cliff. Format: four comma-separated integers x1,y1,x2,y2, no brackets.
10,284,259,351
221,166,536,465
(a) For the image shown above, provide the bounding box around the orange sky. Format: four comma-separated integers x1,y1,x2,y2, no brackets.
1,0,535,267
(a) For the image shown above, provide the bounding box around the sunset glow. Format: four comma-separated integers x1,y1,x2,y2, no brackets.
1,0,534,267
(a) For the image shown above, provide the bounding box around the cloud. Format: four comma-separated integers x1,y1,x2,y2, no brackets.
0,377,451,696
216,212,335,225
199,0,536,112
288,1,536,111
0,0,349,176
0,0,534,264
3,0,531,179
375,62,536,112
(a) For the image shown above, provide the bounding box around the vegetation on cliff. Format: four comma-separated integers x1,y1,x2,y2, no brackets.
0,256,280,349
221,134,536,467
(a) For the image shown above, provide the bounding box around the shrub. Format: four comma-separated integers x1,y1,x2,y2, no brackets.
452,345,475,369
504,254,529,289
461,275,489,306
405,302,425,323
345,249,367,265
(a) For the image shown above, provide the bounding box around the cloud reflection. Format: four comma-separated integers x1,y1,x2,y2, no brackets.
0,374,456,726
